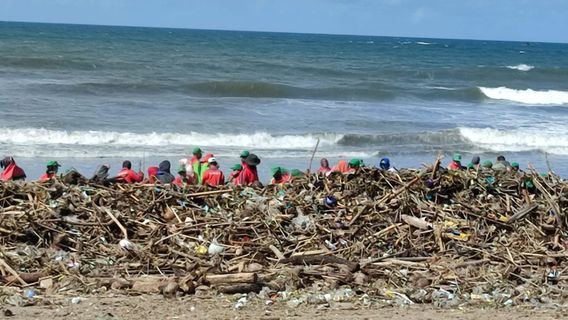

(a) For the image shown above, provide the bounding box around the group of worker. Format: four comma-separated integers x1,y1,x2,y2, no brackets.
1,150,521,186
447,153,521,172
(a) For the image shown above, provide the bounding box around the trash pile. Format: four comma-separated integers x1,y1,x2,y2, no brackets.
1,162,567,306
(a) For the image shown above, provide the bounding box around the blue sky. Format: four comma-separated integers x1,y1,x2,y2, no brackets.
1,0,567,43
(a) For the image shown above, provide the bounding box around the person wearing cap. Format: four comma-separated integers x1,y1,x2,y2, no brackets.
0,156,26,181
467,156,481,170
146,166,159,183
228,164,243,185
481,160,493,170
39,160,61,181
114,160,144,183
492,155,511,171
156,160,175,184
379,157,397,173
239,154,260,185
317,158,331,174
270,167,291,185
511,162,521,173
202,157,225,187
448,153,463,171
347,158,362,173
190,147,203,182
331,159,349,173
240,150,250,164
173,163,194,186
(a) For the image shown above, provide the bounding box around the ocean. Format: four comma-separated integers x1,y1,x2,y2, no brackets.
1,21,568,180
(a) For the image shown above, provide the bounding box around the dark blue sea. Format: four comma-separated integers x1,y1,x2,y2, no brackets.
1,21,568,179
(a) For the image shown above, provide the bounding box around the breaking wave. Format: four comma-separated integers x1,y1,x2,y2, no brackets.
506,64,534,72
478,87,568,105
459,127,568,155
0,128,341,149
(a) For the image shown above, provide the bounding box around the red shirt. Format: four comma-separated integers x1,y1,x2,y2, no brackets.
239,165,259,185
39,173,55,181
202,166,225,187
0,162,26,181
116,168,144,183
271,173,291,185
317,167,331,174
448,161,462,171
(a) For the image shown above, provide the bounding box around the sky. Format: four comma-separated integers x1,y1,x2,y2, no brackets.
0,0,567,43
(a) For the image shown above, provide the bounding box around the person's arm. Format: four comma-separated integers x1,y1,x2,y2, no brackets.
219,171,225,185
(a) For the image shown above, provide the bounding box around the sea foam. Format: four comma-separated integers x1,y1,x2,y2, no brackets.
478,87,568,105
459,127,568,155
506,64,535,72
0,128,342,149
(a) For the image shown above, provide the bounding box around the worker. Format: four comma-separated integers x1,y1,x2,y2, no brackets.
173,164,193,186
202,157,225,187
448,153,463,171
39,160,61,181
467,156,481,170
198,153,215,184
331,160,349,173
348,159,362,173
511,162,521,173
0,157,26,181
271,167,291,185
190,147,203,182
239,154,260,185
146,166,159,183
317,158,331,174
114,160,144,183
379,158,397,173
228,164,243,185
492,155,511,171
240,150,250,165
156,160,175,184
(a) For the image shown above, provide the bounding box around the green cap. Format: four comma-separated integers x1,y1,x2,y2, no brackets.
511,162,519,168
231,164,243,171
271,166,288,176
240,150,250,158
290,169,303,177
192,147,202,155
177,164,186,173
47,160,60,167
482,160,493,168
348,158,361,168
467,163,474,169
453,153,462,162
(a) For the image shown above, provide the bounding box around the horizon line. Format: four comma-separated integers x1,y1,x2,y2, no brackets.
1,19,566,45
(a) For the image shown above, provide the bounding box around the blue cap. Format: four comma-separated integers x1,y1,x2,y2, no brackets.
380,157,390,170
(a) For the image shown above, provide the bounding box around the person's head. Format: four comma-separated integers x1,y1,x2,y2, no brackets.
177,164,187,176
453,153,462,163
348,158,361,169
46,160,61,174
122,160,132,170
159,160,171,173
511,162,520,172
231,164,243,172
245,154,261,168
148,166,159,177
192,147,202,159
471,156,480,165
320,158,329,168
208,157,218,168
1,156,14,169
379,158,390,170
271,166,283,180
240,150,250,161
482,160,493,168
497,155,506,162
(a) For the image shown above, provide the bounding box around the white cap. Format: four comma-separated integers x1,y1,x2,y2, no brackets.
208,157,217,164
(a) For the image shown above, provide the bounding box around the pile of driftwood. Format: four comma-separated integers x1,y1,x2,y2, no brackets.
0,162,567,302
